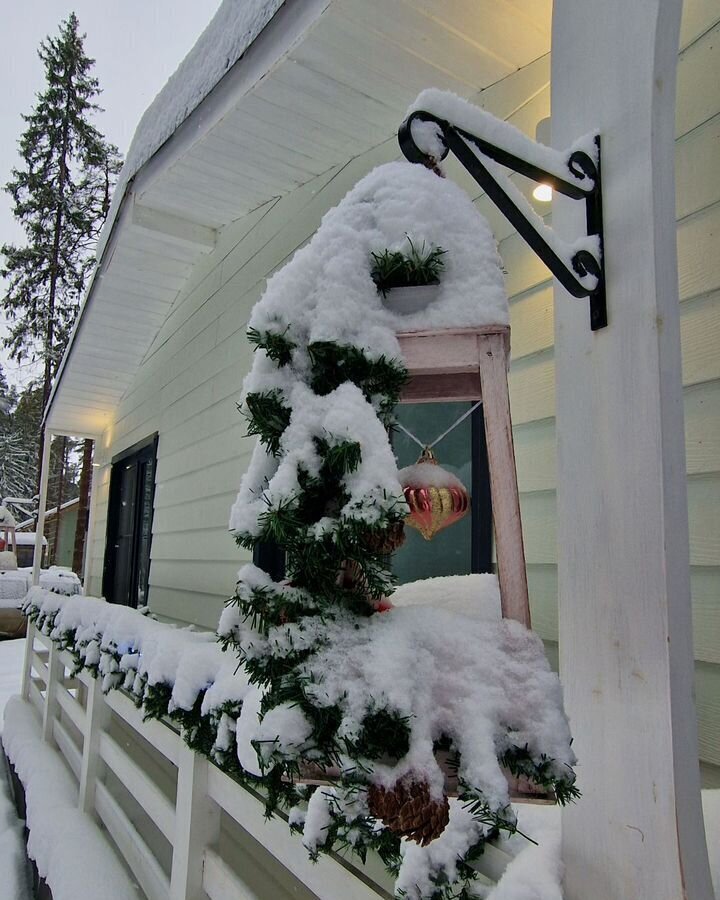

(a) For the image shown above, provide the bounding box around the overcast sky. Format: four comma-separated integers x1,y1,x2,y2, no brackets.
0,0,223,389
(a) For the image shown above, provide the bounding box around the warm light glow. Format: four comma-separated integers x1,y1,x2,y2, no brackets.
532,183,553,202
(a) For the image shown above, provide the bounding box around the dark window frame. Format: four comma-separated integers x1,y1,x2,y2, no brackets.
102,434,158,607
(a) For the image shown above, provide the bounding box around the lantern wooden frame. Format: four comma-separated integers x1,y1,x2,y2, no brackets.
397,324,530,628
292,323,548,802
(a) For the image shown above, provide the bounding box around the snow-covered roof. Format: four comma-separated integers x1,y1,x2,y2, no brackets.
43,0,552,437
123,0,284,183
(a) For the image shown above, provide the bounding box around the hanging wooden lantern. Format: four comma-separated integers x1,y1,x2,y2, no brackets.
400,447,470,540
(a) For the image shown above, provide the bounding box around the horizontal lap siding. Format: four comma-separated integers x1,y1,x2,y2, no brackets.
89,136,406,627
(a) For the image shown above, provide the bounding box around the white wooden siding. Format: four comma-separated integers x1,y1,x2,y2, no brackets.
86,2,720,779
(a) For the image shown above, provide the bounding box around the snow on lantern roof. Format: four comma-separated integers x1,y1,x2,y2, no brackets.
231,160,509,537
248,160,509,356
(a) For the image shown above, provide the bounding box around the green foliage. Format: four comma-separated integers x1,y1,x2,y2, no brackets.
247,326,295,366
307,341,407,423
243,390,292,456
346,709,411,762
499,744,580,806
370,238,446,296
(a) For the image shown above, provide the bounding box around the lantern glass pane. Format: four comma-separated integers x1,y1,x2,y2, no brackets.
393,402,474,583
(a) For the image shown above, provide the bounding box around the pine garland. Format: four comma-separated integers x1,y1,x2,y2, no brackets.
24,591,578,899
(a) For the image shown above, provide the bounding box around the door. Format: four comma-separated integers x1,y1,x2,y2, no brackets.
103,436,157,607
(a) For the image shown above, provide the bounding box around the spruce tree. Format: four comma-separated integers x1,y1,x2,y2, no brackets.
1,12,122,482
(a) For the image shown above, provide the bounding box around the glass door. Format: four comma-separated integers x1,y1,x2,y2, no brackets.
102,436,157,607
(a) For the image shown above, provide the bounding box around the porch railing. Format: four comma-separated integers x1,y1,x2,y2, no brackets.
19,621,423,900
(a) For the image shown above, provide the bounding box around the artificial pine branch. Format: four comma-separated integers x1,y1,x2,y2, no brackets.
247,326,296,366
243,390,292,455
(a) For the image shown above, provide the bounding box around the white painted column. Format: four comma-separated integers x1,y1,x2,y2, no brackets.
20,619,35,700
41,640,63,744
32,429,53,586
552,1,713,898
170,742,221,900
78,675,111,814
83,457,101,589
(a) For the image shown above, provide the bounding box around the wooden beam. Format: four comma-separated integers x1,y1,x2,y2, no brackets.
552,1,713,897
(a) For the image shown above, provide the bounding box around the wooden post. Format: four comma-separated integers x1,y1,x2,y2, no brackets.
397,326,532,626
78,675,111,814
552,1,713,897
477,331,530,626
170,742,220,900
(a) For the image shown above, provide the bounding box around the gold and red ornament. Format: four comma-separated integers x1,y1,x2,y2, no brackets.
367,776,450,846
400,447,470,540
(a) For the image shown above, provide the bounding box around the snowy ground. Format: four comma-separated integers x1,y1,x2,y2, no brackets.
0,639,32,900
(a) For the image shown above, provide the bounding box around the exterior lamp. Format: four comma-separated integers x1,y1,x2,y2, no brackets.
532,183,553,202
398,93,607,329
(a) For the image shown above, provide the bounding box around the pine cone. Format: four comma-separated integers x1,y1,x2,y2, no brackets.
363,521,406,555
367,777,449,846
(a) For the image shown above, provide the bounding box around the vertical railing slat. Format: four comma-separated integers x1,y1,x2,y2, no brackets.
20,620,35,700
79,674,111,814
171,742,220,900
41,640,63,743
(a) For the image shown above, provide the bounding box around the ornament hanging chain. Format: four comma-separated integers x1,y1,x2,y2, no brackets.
395,399,483,451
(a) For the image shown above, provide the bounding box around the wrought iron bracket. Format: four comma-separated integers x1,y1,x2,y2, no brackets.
398,110,607,330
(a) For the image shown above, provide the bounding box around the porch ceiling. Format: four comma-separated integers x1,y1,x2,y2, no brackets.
45,0,551,438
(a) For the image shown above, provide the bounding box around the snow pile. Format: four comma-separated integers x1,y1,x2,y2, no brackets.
391,573,502,620
39,567,81,596
407,89,594,189
3,697,141,900
0,739,29,900
289,605,575,809
0,571,31,607
246,160,508,356
399,460,466,490
23,588,232,721
0,639,31,900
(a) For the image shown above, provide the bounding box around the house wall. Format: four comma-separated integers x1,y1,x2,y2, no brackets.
85,0,719,783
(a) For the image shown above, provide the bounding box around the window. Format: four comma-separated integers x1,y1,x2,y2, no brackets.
392,401,492,582
253,402,493,584
102,435,158,607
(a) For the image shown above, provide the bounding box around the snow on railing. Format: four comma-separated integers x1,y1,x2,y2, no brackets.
15,616,411,900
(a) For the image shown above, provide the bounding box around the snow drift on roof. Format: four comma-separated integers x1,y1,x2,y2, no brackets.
123,0,284,180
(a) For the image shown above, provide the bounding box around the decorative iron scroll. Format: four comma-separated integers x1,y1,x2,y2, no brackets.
398,110,607,330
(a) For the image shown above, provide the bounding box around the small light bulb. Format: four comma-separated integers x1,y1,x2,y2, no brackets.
532,184,553,202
